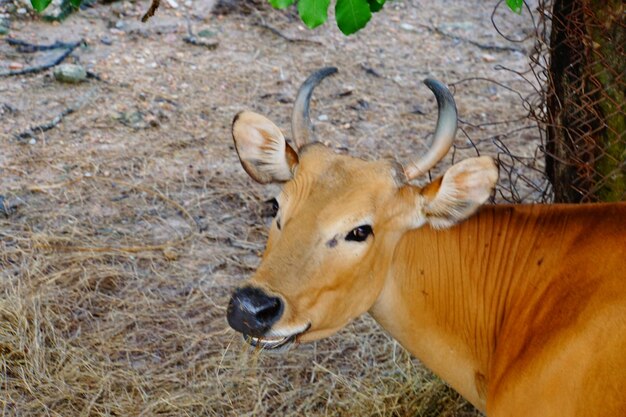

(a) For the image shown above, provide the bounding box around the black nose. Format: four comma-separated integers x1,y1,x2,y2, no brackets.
227,286,284,337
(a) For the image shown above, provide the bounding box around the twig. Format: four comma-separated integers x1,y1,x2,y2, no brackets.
183,36,219,49
227,238,263,252
6,39,80,53
359,63,403,87
13,88,97,141
360,63,382,78
141,0,160,22
253,22,323,46
86,70,105,82
419,23,524,53
0,40,84,77
14,108,75,141
490,0,536,44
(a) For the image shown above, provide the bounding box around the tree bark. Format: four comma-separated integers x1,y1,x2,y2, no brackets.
546,0,625,202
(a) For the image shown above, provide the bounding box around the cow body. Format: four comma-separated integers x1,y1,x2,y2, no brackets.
225,69,626,416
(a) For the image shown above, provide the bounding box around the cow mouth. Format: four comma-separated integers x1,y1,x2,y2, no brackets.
244,324,311,351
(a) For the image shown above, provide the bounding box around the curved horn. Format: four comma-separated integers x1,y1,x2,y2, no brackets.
291,67,338,149
404,79,458,180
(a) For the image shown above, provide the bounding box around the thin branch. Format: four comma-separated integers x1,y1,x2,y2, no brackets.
253,22,324,46
6,39,81,53
419,22,525,53
183,35,219,49
0,40,84,77
14,108,76,141
141,0,161,23
13,89,97,141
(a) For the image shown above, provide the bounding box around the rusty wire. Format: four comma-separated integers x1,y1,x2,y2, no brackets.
444,0,554,203
461,0,624,203
533,0,625,202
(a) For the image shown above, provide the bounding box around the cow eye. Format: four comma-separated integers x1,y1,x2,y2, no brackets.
345,225,373,242
266,198,279,218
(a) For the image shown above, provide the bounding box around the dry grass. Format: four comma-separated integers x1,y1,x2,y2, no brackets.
0,0,546,415
0,173,480,416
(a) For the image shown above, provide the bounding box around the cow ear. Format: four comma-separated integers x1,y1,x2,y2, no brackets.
422,157,498,229
232,111,299,184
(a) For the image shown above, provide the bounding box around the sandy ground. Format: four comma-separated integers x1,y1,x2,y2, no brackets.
1,0,546,415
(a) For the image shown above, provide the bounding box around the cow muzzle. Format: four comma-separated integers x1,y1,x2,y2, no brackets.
227,286,310,350
227,286,283,336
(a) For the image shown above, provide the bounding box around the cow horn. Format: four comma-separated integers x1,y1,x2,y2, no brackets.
404,79,458,180
292,67,338,149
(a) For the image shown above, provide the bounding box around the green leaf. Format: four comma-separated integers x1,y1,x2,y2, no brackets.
506,0,523,14
298,0,330,29
268,0,295,9
335,0,371,35
30,0,52,12
70,0,82,8
367,0,384,13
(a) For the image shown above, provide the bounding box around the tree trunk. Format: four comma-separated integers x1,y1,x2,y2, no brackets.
546,0,625,202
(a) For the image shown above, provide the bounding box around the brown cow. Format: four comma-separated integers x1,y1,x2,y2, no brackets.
226,68,626,416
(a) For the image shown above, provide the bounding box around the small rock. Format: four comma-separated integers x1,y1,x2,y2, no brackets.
100,36,113,45
337,87,354,97
183,35,219,49
8,62,23,71
197,29,216,38
482,54,496,63
162,247,179,261
242,254,260,269
0,25,8,36
400,23,416,32
116,111,147,129
17,8,27,14
0,103,17,115
144,114,160,127
410,104,426,115
28,138,36,145
354,99,369,111
53,64,87,83
318,114,329,121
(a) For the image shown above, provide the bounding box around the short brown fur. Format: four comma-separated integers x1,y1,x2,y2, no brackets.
230,110,626,417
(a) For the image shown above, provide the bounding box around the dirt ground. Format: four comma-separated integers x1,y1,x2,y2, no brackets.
1,0,544,415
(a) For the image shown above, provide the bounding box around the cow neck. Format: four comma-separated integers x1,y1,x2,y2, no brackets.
368,204,588,411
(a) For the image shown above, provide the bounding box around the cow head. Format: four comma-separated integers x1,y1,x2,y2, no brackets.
226,68,498,350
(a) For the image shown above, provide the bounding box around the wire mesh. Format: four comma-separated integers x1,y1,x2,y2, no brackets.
537,0,625,202
477,0,625,203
